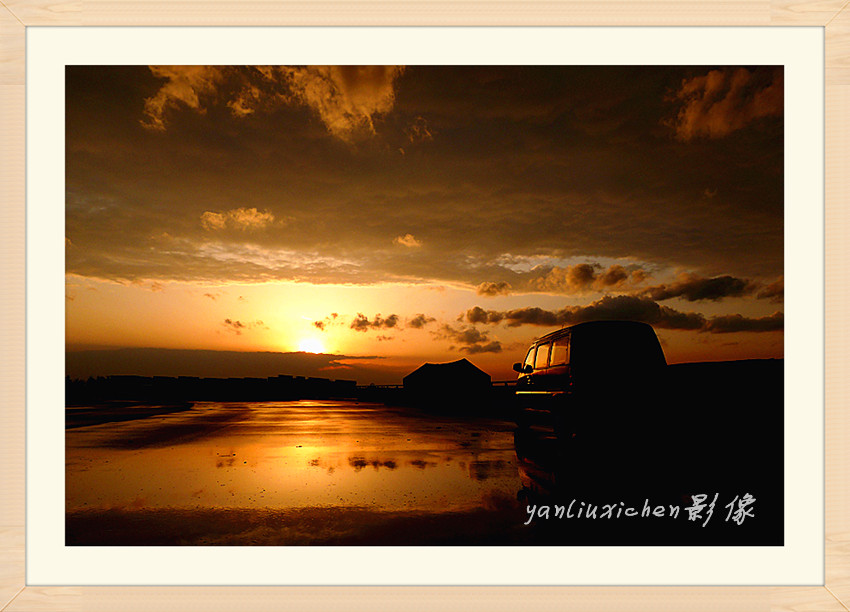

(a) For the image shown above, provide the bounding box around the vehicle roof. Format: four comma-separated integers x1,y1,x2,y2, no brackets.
531,320,654,344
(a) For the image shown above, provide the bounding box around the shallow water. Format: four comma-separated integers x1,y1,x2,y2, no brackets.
65,398,783,545
66,401,522,518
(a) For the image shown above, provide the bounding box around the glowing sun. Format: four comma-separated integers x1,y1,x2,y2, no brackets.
298,338,325,354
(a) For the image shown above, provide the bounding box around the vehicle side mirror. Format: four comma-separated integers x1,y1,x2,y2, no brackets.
513,362,531,374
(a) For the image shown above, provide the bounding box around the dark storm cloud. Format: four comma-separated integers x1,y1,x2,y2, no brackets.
350,313,400,332
407,313,436,328
461,341,503,354
667,67,783,141
435,324,488,345
702,312,784,333
640,275,757,302
66,66,783,288
466,306,504,325
434,323,502,353
464,295,782,334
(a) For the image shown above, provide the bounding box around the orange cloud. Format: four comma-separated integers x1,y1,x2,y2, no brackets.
393,233,422,248
142,65,405,142
476,281,512,297
668,67,783,141
227,84,264,117
201,207,276,231
141,66,225,130
529,264,644,294
255,66,405,142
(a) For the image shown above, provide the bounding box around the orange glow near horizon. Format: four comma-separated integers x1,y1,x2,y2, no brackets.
65,274,783,385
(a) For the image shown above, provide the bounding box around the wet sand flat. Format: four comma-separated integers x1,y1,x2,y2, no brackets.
66,400,525,545
66,396,783,546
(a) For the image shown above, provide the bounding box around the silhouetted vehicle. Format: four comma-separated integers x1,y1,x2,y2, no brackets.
512,320,666,437
512,423,783,545
510,320,784,544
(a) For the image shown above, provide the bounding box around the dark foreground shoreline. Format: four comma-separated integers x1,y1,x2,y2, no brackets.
66,498,780,546
65,358,784,547
66,401,194,429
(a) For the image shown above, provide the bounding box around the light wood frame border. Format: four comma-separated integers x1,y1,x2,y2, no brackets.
1,3,845,610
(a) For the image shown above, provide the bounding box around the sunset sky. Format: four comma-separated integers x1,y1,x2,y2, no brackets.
65,65,784,383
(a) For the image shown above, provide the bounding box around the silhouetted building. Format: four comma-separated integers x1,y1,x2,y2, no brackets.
402,358,491,409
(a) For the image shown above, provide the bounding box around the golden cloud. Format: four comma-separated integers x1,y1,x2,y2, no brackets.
393,233,422,248
279,66,405,141
141,66,225,130
529,264,643,294
142,65,405,142
200,207,276,231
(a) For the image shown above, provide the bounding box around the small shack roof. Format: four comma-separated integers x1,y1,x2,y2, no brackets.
403,358,491,386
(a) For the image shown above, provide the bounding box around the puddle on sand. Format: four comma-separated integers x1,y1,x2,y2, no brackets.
66,400,522,514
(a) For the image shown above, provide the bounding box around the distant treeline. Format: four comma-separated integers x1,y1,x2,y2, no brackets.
65,373,518,415
66,374,358,404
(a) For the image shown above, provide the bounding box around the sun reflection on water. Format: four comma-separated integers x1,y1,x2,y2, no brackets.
66,401,521,515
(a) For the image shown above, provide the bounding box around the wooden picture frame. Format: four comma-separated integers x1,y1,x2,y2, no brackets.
1,2,844,609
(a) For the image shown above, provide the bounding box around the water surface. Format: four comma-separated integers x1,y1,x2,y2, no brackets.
66,401,525,545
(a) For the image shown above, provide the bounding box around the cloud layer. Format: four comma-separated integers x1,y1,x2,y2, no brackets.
67,66,783,310
465,295,783,334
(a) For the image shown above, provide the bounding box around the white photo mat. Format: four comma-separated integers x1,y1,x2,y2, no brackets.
23,26,823,587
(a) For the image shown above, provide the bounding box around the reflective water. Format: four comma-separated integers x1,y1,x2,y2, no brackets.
66,401,523,543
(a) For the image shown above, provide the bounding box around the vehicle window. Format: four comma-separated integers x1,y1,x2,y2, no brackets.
550,337,569,366
534,343,551,369
523,348,535,369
